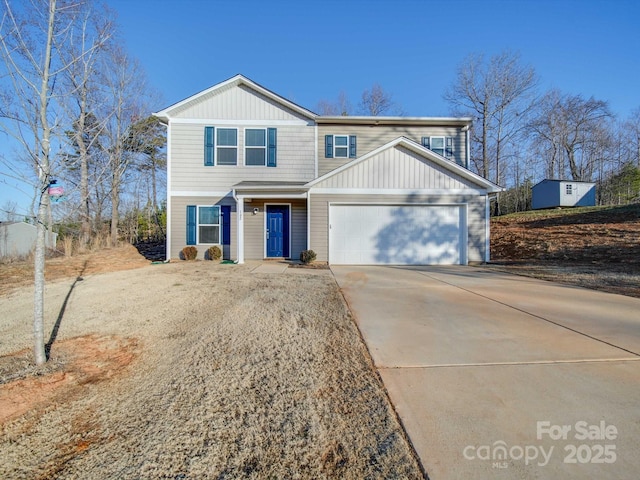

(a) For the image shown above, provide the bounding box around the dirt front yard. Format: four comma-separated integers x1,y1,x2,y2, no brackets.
0,254,423,478
490,204,640,298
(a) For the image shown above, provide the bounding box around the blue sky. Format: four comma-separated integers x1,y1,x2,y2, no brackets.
1,0,639,216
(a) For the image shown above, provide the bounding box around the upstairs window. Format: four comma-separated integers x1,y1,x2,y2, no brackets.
245,128,277,167
245,129,266,166
334,135,349,157
217,128,238,165
325,135,357,158
422,136,454,158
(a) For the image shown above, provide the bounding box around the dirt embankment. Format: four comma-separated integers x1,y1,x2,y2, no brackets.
0,258,422,479
490,204,640,297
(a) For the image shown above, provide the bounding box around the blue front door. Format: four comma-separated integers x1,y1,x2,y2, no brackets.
266,205,290,257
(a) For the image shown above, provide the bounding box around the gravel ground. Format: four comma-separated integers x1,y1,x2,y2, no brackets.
0,261,423,479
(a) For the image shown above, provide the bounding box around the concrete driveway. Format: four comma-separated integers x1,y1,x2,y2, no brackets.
332,265,640,480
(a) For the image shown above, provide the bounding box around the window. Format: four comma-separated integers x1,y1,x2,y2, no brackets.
421,136,454,158
325,135,356,158
430,137,445,156
187,205,220,245
198,206,220,244
565,184,573,195
334,135,349,157
217,128,237,165
245,129,266,166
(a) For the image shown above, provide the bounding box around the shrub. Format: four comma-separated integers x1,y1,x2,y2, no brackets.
182,246,198,260
207,245,222,261
300,249,317,264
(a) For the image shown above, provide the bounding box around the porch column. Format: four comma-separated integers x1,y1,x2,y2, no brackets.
237,196,244,264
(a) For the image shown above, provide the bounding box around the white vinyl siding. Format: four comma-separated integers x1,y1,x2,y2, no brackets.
170,123,316,191
317,125,466,175
313,145,477,190
171,84,313,122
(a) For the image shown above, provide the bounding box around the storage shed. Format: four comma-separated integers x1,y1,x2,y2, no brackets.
531,179,596,210
0,221,58,258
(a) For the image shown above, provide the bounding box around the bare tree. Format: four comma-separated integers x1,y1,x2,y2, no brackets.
316,91,351,116
529,90,612,181
59,2,113,247
359,83,396,116
622,107,640,167
444,51,538,184
0,0,78,364
98,44,149,247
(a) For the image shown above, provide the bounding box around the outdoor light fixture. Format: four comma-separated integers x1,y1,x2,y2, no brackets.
253,208,259,215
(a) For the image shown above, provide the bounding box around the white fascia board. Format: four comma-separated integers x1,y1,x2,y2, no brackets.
170,191,233,197
316,116,473,126
310,188,487,195
236,192,308,199
168,118,311,126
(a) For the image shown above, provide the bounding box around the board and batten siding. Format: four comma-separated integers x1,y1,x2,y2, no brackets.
309,193,487,263
170,196,237,260
313,146,477,190
170,123,316,191
171,84,312,122
243,200,307,260
318,124,467,175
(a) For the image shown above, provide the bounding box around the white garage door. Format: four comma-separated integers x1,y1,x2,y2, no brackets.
329,205,465,265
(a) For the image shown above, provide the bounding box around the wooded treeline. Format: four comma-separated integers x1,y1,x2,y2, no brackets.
0,0,166,249
320,51,640,215
444,51,640,215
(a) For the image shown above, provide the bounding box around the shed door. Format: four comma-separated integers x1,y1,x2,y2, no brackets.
329,205,465,265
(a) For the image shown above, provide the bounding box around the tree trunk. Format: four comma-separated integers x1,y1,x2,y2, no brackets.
111,168,119,247
33,0,57,366
77,91,91,247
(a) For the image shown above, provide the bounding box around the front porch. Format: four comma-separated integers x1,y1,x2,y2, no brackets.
233,182,309,264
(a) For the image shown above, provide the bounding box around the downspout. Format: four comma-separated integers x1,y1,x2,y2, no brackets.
232,188,244,264
485,194,492,263
465,126,471,170
163,120,171,261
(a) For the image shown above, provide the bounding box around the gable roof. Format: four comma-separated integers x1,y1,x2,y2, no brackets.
153,74,318,122
306,137,503,193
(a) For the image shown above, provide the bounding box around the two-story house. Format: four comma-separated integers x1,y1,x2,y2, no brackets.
153,74,502,265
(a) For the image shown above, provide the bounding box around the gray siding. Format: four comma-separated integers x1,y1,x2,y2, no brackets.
170,196,237,260
171,123,316,192
313,145,477,190
318,124,467,175
309,193,487,263
172,84,312,122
